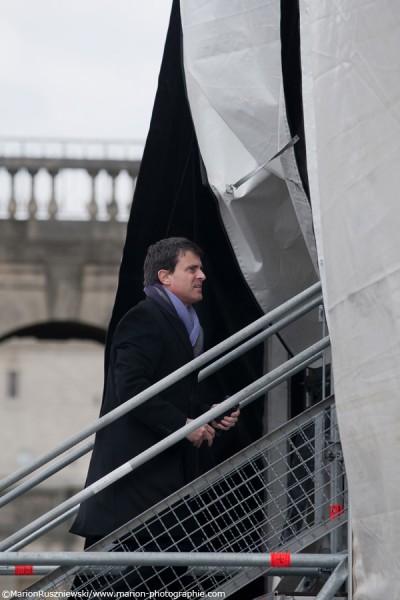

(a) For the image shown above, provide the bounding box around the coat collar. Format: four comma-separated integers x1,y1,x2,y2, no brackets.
147,297,194,360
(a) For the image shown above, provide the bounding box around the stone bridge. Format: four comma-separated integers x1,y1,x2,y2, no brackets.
0,138,141,341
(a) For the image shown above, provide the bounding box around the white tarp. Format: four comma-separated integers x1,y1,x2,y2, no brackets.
180,0,319,353
300,1,400,597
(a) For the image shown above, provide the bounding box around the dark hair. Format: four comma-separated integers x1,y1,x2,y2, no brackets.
143,237,204,286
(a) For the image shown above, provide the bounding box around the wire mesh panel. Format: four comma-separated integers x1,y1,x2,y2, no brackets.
27,396,347,598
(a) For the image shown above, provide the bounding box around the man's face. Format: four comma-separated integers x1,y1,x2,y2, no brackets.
159,250,206,307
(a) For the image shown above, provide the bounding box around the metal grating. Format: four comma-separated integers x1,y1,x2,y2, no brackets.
27,396,347,598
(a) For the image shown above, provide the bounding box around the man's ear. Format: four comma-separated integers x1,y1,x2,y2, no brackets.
158,269,170,286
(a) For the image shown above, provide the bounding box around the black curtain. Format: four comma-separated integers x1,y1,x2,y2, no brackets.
280,0,310,199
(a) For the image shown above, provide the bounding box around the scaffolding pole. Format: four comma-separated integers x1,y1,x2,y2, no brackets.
315,556,348,600
0,552,346,569
0,566,327,578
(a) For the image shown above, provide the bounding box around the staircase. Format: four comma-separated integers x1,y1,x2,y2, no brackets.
0,283,348,598
25,396,347,598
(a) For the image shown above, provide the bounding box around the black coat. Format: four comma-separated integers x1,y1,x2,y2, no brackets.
70,298,210,538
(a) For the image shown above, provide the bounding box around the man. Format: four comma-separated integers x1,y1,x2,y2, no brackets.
70,237,239,548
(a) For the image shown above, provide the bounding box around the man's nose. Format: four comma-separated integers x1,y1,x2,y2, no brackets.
198,269,206,280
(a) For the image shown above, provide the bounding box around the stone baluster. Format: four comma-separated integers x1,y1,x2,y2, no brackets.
27,170,38,219
106,171,119,221
7,169,18,219
47,170,59,219
125,173,136,216
87,171,98,220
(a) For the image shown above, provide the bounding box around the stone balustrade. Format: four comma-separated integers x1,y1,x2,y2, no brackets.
0,137,143,221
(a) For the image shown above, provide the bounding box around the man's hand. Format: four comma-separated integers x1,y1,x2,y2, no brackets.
211,404,240,432
185,419,216,448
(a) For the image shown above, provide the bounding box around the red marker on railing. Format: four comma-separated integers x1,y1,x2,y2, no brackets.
270,552,291,567
330,504,344,520
14,565,34,575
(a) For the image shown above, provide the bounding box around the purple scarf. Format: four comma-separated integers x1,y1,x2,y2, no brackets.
144,284,204,356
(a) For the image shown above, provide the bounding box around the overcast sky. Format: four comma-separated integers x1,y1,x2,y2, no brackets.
0,1,172,143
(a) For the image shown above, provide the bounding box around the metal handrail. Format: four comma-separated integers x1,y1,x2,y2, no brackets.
198,292,322,381
8,352,324,552
0,566,328,578
0,282,322,495
0,336,329,552
0,442,94,510
0,290,322,509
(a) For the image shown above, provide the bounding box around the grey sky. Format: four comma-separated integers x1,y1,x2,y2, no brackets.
0,1,172,142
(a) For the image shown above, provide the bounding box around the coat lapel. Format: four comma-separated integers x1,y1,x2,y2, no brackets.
152,300,194,359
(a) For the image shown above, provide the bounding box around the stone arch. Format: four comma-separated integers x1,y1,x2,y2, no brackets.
0,319,107,486
0,320,106,344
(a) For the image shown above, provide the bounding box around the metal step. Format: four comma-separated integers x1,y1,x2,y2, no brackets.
26,395,347,598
